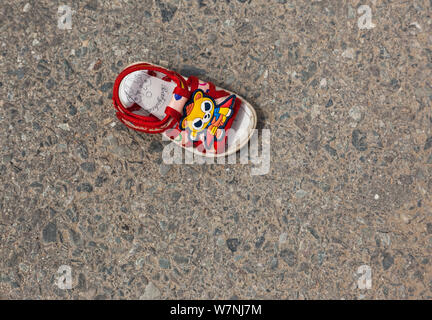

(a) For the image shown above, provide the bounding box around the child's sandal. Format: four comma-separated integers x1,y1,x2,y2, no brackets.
112,62,257,157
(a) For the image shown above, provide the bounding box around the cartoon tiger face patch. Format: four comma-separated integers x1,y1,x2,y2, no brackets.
180,89,236,149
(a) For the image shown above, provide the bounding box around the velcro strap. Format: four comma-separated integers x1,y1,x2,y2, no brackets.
165,107,183,122
173,86,191,99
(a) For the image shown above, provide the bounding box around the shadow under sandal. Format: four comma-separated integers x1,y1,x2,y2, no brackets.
112,62,257,157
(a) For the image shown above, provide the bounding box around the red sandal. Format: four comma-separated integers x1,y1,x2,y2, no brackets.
112,62,257,157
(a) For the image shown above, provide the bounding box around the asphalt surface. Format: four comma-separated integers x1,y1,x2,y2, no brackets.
0,0,432,299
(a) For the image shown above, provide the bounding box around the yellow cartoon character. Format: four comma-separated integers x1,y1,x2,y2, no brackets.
180,89,236,149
